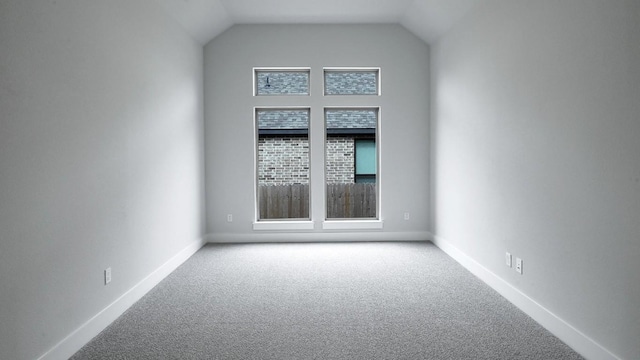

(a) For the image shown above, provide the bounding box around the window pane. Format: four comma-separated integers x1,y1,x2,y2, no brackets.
324,70,379,95
255,70,309,95
355,139,376,175
325,108,378,219
257,109,310,220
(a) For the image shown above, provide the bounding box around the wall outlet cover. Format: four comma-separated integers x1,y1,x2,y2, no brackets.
516,258,523,274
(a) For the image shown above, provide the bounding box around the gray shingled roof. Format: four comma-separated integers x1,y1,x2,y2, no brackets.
324,71,378,95
256,72,309,95
258,110,309,129
257,109,376,130
326,110,377,129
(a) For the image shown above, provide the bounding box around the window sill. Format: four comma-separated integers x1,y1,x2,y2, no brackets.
322,220,384,230
253,221,315,231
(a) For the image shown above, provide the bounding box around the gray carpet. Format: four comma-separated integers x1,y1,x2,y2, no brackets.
72,242,583,359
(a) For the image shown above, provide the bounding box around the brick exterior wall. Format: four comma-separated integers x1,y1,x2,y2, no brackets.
258,137,356,185
326,137,355,184
258,137,309,186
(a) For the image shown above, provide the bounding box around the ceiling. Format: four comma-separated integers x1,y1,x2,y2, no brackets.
156,0,483,45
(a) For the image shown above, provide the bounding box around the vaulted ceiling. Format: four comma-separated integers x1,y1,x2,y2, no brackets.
156,0,483,45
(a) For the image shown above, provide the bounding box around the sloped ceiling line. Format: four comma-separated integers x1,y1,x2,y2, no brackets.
156,0,483,45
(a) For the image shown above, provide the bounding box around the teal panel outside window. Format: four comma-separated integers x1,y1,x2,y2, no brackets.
355,139,376,175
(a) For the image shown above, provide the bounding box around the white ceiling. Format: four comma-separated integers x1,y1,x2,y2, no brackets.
156,0,482,45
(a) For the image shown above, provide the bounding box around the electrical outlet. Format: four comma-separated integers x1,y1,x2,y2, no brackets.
506,252,512,267
403,212,410,220
227,214,233,222
104,267,111,285
516,258,523,274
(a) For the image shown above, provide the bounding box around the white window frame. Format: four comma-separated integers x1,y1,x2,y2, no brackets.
253,106,314,230
323,106,382,225
251,67,384,232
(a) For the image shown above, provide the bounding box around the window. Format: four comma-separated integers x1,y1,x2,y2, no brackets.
324,68,380,95
254,68,310,96
325,108,379,219
355,139,376,183
252,67,382,227
256,108,310,220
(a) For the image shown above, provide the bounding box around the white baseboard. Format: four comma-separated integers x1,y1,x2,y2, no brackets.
205,231,431,243
431,236,621,360
37,238,205,360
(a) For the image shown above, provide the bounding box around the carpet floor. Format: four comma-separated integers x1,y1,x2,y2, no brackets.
71,242,583,359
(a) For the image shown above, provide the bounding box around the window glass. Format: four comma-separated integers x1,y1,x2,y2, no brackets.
256,109,310,220
324,70,379,95
325,108,378,219
255,70,309,96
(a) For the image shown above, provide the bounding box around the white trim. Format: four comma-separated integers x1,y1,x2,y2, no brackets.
37,238,205,360
323,106,381,219
322,220,383,230
206,231,430,243
253,221,315,231
431,236,622,360
254,106,313,222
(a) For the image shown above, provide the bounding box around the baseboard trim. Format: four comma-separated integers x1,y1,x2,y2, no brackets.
431,236,621,360
205,231,431,243
37,238,206,360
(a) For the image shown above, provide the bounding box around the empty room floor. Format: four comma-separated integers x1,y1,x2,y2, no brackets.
72,242,583,359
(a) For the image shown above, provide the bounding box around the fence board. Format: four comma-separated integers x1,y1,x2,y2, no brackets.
259,184,310,219
258,183,375,219
327,183,376,218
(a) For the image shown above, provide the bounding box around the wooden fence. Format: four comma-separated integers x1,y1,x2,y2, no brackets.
259,184,310,219
326,183,376,218
258,183,376,219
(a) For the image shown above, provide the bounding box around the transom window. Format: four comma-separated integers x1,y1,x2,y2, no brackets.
254,68,310,96
324,68,380,95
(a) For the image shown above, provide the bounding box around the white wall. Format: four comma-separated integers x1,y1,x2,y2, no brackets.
0,1,205,359
431,0,640,358
204,24,430,242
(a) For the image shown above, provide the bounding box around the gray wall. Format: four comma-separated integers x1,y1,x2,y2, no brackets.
431,0,640,358
0,1,205,359
204,24,430,240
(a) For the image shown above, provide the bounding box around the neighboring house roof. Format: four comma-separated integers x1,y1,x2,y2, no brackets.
256,72,309,96
258,109,308,129
326,110,377,129
258,109,376,135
